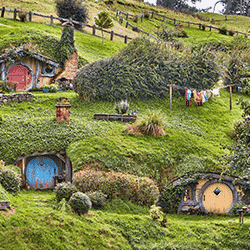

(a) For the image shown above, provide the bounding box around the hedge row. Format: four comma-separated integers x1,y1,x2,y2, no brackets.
73,169,159,206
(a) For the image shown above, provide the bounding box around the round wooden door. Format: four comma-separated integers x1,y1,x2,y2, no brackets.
26,156,58,189
202,183,233,214
7,64,32,91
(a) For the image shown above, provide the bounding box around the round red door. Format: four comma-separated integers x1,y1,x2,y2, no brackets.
7,64,32,91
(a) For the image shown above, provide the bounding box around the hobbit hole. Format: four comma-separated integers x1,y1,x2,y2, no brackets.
165,173,250,214
15,151,72,190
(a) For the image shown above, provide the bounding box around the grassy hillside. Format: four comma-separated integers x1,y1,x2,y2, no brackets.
1,0,250,47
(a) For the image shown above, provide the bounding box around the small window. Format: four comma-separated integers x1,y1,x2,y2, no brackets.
41,63,55,76
44,65,53,74
183,186,192,201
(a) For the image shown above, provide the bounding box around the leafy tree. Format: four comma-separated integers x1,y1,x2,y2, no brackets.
55,0,88,29
94,11,114,44
156,0,200,13
223,0,250,15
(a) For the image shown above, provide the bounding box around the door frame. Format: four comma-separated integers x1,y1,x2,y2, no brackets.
6,61,35,91
198,180,238,214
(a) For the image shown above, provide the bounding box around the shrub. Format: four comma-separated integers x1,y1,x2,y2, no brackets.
73,169,159,206
55,0,88,29
156,25,188,41
0,183,11,200
73,37,218,101
0,165,20,194
114,100,129,114
49,84,59,93
54,182,77,202
144,12,150,19
219,27,228,35
69,191,92,215
85,191,107,209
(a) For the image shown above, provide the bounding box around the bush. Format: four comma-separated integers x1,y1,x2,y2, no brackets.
156,25,188,41
55,0,88,29
219,27,228,35
0,165,20,194
73,169,159,206
85,191,107,209
69,191,92,215
54,182,77,202
73,37,218,101
49,84,59,93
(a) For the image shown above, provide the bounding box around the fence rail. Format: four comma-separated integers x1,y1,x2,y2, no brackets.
0,7,133,44
116,11,158,40
117,9,249,37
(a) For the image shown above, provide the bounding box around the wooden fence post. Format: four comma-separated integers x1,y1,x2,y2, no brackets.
92,25,96,36
124,35,128,44
29,11,32,22
141,14,143,22
199,23,201,29
126,13,128,19
163,16,165,22
210,25,212,31
236,31,239,36
174,19,176,25
151,12,154,18
50,15,54,26
230,85,232,110
170,85,173,111
125,21,128,28
13,8,17,21
188,21,190,28
110,31,114,41
1,7,5,18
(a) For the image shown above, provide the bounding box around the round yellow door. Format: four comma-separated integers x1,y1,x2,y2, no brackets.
202,183,233,214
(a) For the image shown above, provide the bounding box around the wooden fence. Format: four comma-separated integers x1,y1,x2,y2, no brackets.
116,11,158,40
0,7,133,44
118,10,249,37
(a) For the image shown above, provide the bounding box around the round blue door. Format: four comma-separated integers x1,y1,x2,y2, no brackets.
26,156,58,189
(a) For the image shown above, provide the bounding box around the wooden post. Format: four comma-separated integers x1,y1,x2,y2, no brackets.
110,31,114,41
151,12,154,18
230,85,232,110
199,23,201,29
124,35,128,44
170,85,173,111
126,13,128,19
50,15,54,26
92,25,96,36
1,7,5,18
28,11,32,22
141,14,143,22
236,31,239,36
188,21,190,28
163,16,165,22
125,21,128,28
210,25,212,31
174,19,176,25
13,8,17,21
116,10,119,17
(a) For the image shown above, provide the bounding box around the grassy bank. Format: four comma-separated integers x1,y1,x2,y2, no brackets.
0,190,250,250
0,89,247,187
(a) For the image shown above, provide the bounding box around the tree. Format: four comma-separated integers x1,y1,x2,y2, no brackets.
55,0,88,29
156,0,200,13
94,11,114,45
223,0,250,15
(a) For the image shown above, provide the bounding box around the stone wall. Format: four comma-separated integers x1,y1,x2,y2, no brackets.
0,93,33,104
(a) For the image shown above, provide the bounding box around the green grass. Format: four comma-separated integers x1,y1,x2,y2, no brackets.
0,89,247,188
0,17,125,64
1,190,250,250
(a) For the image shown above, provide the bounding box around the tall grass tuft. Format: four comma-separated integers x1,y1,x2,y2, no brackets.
137,109,166,136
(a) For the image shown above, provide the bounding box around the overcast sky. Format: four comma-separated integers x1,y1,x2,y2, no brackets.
145,0,224,14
